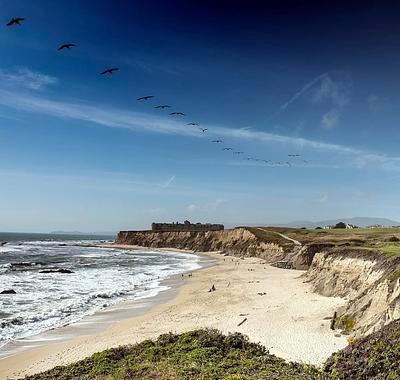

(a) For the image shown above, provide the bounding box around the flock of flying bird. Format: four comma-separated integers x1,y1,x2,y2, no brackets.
6,17,307,168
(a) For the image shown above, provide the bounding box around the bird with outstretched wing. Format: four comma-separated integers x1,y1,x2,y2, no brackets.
100,68,120,75
137,96,155,100
6,17,25,26
58,43,76,51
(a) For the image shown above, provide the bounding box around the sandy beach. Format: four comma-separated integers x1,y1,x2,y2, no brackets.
0,250,348,380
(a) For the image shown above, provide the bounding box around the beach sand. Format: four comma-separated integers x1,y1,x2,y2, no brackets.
0,251,348,379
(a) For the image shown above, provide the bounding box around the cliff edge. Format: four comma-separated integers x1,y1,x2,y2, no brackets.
116,228,287,262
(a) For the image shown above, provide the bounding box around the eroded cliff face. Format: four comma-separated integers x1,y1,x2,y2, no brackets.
304,250,400,336
289,243,335,270
115,228,400,336
116,228,285,262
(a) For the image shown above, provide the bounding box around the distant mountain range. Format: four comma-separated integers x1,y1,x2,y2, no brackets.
225,217,400,229
281,217,400,228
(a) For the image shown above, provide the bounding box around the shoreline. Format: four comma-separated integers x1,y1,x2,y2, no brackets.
0,249,348,379
0,246,213,360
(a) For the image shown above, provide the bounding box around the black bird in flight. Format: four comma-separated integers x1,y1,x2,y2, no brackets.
58,43,76,51
200,128,208,132
170,112,185,116
6,17,24,26
212,140,223,143
100,68,120,75
223,147,233,151
233,151,244,155
137,96,154,101
154,105,171,109
288,154,301,157
187,122,199,126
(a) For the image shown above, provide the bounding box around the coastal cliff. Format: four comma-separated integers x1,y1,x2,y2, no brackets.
116,228,286,262
115,227,400,337
304,249,400,336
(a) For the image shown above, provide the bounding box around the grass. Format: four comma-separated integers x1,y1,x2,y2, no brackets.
374,243,400,257
246,227,295,253
248,226,400,257
25,323,400,380
25,329,321,380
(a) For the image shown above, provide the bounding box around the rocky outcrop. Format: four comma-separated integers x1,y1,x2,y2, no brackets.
304,248,400,336
116,228,286,262
0,289,16,294
39,268,74,274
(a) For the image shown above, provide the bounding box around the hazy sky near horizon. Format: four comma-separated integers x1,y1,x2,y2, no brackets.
1,0,400,232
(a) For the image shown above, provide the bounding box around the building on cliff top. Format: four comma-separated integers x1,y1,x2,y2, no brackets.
323,222,358,229
151,220,224,232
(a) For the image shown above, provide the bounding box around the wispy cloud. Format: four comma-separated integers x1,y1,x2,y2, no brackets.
186,199,225,213
160,175,176,188
312,74,351,129
279,73,328,111
0,81,399,171
366,94,391,113
208,198,225,210
0,68,58,91
318,194,329,203
276,72,351,129
0,88,200,137
186,204,198,212
312,75,350,107
321,109,340,129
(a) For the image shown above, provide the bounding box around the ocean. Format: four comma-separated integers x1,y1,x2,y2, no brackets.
0,233,200,350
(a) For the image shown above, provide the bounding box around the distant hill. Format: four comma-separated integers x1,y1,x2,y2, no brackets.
283,217,400,228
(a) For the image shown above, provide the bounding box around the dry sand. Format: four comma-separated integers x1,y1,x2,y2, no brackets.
0,251,348,379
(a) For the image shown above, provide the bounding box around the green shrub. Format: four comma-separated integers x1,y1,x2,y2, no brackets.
324,319,400,379
336,315,356,334
25,329,320,380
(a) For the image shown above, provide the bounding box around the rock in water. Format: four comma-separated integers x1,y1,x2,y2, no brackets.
39,268,74,274
1,289,16,294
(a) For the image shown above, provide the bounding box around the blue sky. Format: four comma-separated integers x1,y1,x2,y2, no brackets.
1,0,400,232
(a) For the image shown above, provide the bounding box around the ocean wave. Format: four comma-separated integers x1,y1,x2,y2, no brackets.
0,241,200,349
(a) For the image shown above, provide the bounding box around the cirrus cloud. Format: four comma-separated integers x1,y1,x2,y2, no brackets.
0,67,58,91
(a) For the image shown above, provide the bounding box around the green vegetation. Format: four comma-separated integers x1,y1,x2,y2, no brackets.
374,242,400,257
251,226,400,257
324,319,400,379
246,227,295,253
336,315,357,335
25,323,400,380
25,329,321,380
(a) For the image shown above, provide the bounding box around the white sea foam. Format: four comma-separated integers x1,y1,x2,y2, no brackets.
0,240,200,348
